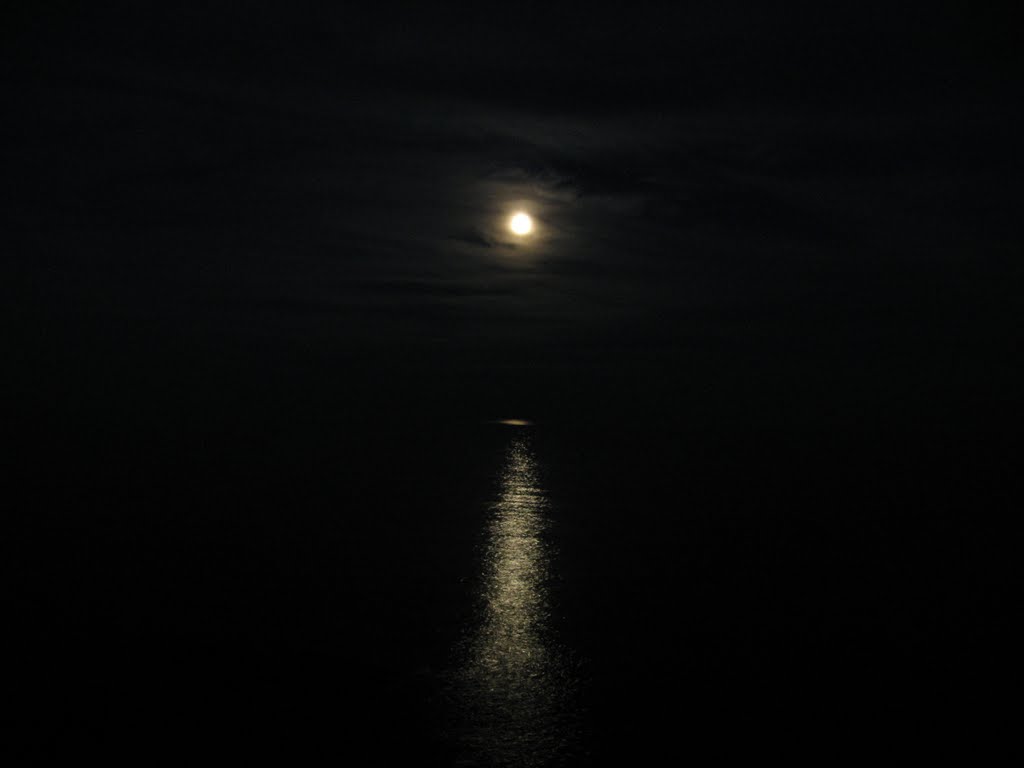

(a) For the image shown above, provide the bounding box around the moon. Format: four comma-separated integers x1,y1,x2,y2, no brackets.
509,212,533,236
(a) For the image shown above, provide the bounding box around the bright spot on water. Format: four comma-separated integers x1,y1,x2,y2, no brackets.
451,436,577,766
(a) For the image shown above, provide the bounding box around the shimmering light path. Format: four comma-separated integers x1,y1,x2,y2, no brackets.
452,435,578,767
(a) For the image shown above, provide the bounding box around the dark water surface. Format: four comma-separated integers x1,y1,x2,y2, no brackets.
8,418,1016,763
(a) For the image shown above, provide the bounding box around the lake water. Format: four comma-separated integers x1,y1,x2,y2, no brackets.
8,420,1012,763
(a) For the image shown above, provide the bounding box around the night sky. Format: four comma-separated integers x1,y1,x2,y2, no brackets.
4,3,1021,763
6,3,1019,433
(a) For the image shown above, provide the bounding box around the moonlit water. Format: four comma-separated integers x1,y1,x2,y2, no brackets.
450,433,579,767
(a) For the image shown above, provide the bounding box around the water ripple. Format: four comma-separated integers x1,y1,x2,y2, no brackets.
450,436,579,767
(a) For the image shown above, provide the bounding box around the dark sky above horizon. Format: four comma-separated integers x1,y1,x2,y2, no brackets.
4,3,1020,434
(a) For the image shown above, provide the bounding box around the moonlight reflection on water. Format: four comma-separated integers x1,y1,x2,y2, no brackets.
451,434,579,767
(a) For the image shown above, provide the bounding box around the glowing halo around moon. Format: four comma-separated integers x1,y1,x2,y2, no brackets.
509,212,534,236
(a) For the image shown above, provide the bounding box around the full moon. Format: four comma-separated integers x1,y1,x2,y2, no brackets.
509,212,533,236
